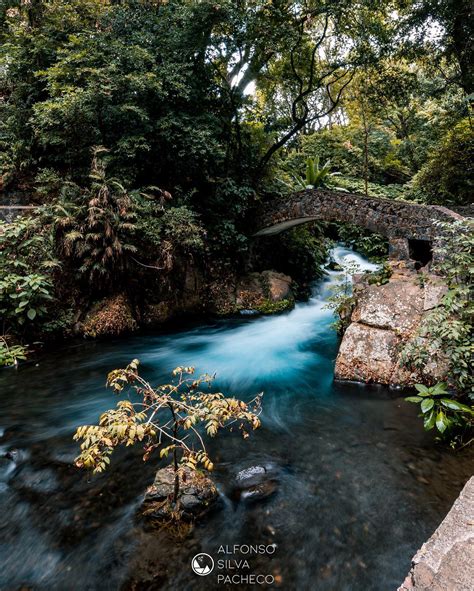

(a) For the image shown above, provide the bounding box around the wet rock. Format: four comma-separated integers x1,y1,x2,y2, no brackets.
398,476,474,591
240,309,261,316
326,260,343,271
236,465,268,484
235,271,293,309
240,480,278,501
211,270,294,315
261,270,293,302
232,464,279,502
140,465,218,525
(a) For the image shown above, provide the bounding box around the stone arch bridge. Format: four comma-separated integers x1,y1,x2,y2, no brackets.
253,189,468,266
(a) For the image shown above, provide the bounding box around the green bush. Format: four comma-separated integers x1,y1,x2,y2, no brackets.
0,273,54,328
0,339,28,367
405,383,473,439
0,216,57,337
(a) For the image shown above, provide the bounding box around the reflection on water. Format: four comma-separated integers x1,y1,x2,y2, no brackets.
0,247,472,591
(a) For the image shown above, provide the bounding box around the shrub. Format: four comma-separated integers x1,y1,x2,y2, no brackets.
82,294,138,338
400,220,473,398
0,273,54,329
405,383,473,440
53,148,138,290
74,361,262,506
0,338,28,367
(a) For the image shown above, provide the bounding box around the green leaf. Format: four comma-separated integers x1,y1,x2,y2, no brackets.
414,384,429,394
405,396,422,403
430,382,448,396
440,399,473,413
436,411,448,434
27,308,37,320
421,398,434,413
423,411,436,430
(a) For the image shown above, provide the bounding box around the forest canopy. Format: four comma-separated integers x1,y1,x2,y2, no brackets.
1,1,472,204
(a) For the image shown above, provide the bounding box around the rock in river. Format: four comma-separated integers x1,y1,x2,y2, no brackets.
140,465,218,526
231,464,279,502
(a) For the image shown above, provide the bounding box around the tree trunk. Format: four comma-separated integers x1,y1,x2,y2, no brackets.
168,402,180,504
173,445,179,504
361,90,369,197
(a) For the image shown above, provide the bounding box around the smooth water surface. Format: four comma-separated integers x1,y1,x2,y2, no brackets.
0,247,472,591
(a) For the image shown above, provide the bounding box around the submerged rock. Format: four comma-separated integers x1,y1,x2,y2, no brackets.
140,465,218,526
240,309,261,316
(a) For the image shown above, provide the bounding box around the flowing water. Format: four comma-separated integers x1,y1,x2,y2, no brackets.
0,247,472,591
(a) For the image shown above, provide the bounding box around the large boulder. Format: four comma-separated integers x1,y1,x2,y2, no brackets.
351,280,423,337
209,270,294,315
236,271,293,307
398,477,474,591
335,323,399,383
261,270,293,302
335,270,449,386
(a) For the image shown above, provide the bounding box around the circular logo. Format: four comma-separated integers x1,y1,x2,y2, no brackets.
191,553,214,576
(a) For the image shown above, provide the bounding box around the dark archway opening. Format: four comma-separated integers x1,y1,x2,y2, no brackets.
408,239,432,269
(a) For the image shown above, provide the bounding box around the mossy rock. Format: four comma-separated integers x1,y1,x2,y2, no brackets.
140,465,219,528
255,298,295,314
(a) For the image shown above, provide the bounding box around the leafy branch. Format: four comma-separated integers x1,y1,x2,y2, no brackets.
74,360,263,504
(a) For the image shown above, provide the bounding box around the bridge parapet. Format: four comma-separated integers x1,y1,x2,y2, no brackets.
254,189,461,240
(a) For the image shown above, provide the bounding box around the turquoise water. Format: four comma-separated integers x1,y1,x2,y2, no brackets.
0,247,471,590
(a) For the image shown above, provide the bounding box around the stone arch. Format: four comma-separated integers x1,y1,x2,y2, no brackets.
253,189,464,267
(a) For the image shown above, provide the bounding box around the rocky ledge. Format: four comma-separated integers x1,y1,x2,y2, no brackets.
398,476,474,591
335,262,448,386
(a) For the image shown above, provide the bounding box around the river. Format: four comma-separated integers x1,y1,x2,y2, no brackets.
0,246,472,591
